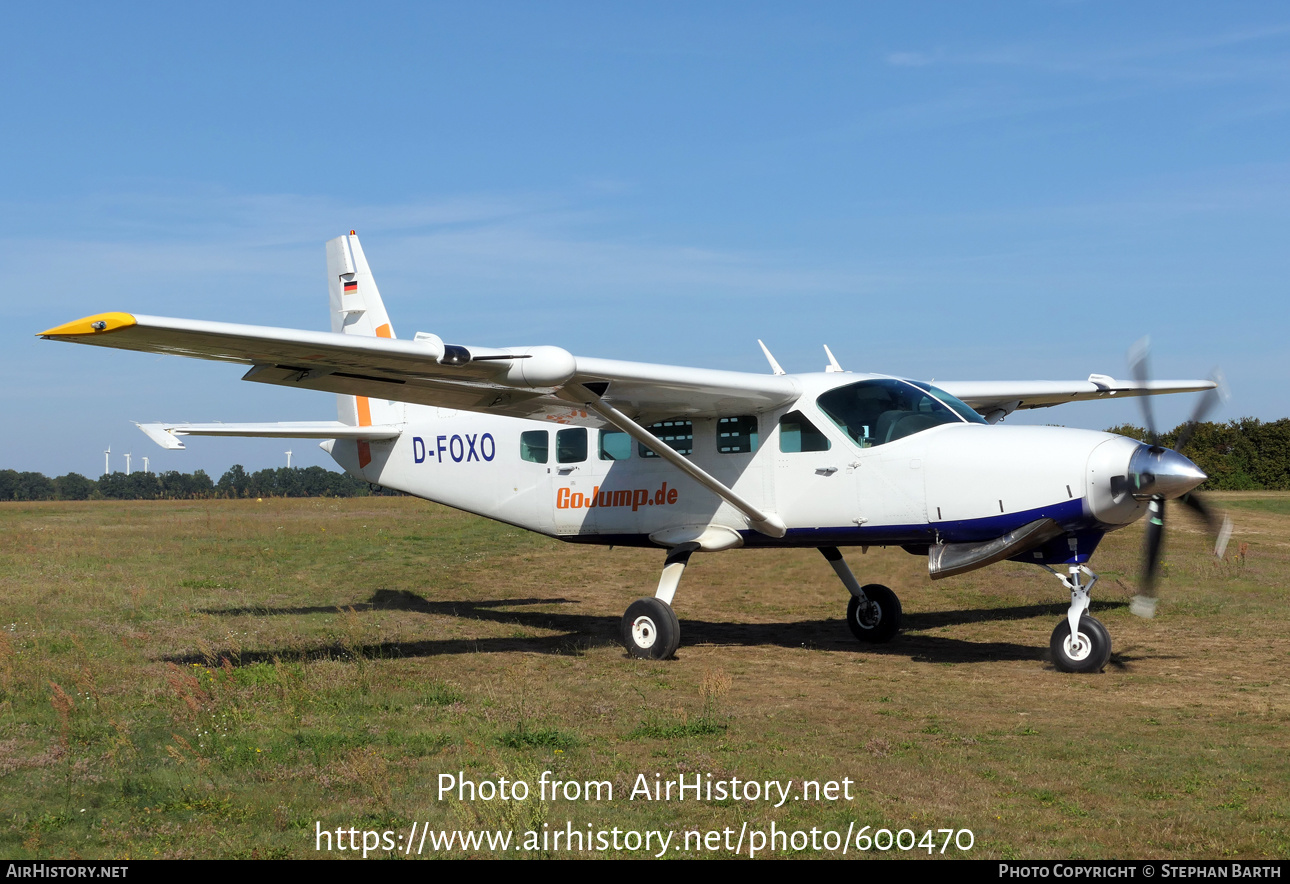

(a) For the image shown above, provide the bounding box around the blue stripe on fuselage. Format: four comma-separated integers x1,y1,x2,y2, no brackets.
564,496,1094,549
740,496,1089,548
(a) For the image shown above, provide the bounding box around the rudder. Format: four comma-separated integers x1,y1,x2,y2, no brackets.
326,231,403,432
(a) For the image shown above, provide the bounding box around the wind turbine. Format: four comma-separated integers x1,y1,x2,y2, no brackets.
125,453,132,475
104,446,111,476
142,456,149,474
285,450,293,469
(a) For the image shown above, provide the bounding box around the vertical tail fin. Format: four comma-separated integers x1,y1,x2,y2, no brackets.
326,232,403,436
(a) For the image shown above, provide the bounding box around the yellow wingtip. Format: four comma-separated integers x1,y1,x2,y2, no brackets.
38,312,137,337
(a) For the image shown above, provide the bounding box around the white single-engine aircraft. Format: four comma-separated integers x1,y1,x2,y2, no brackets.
41,232,1232,672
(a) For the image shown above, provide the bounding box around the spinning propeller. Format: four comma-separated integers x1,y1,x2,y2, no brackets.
1125,338,1233,618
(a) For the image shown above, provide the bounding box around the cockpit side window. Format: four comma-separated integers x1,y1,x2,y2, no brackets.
816,379,973,448
778,411,831,452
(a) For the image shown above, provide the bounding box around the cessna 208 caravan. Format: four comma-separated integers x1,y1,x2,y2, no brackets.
40,232,1231,672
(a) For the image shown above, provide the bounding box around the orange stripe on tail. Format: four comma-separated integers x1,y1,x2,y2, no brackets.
355,325,388,467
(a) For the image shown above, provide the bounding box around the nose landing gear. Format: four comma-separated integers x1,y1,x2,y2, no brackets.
1043,564,1112,673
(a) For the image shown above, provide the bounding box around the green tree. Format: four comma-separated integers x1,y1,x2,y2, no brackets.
53,473,96,500
218,464,251,498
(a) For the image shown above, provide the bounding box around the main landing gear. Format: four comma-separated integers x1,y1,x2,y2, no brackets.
1043,564,1111,673
621,597,680,660
619,543,904,659
820,547,902,644
619,542,907,659
621,542,697,659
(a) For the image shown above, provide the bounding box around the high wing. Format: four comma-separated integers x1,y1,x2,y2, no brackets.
38,312,801,426
39,314,1216,426
938,375,1217,423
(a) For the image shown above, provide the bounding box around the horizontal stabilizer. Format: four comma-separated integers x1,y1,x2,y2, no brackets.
928,518,1066,580
135,421,402,450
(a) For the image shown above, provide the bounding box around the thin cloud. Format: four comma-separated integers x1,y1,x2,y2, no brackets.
885,51,935,67
3,185,891,326
895,23,1290,87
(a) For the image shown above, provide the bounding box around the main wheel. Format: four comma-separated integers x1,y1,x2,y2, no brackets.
846,584,902,643
1050,614,1112,673
621,597,681,660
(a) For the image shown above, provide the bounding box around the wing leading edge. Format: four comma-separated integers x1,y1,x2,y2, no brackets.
39,312,801,426
41,314,1215,427
938,376,1217,423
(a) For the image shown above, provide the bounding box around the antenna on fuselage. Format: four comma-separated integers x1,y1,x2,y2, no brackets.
757,340,786,376
823,344,844,373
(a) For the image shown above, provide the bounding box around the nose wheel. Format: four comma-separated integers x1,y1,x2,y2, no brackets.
1050,614,1112,673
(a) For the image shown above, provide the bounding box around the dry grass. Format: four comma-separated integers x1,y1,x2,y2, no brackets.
0,494,1286,859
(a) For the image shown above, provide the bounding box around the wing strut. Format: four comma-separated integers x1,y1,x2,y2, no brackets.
566,384,787,538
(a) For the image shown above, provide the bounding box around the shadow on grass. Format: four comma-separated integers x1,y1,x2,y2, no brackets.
165,589,1150,668
903,598,1129,630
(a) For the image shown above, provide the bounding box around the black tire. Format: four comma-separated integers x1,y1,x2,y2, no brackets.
622,597,681,660
1050,614,1112,673
846,584,902,643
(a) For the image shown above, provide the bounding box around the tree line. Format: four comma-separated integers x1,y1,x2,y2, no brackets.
0,465,401,501
1105,417,1290,491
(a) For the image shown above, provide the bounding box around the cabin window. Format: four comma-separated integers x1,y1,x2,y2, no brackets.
778,411,831,452
599,430,632,461
717,415,759,453
520,430,548,463
639,420,693,458
557,428,587,463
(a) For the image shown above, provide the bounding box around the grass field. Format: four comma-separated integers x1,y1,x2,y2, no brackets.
1,494,1287,859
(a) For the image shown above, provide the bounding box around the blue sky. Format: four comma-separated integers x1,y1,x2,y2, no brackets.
4,2,1288,477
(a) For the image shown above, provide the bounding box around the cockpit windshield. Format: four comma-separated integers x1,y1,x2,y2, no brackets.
816,378,986,448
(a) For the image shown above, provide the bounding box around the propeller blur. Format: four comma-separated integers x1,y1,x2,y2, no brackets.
1124,340,1232,619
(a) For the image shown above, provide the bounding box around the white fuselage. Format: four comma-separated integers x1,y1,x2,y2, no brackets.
327,373,1149,557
